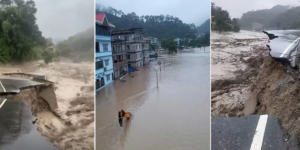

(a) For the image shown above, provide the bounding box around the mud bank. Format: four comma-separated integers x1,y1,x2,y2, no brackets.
211,31,269,116
253,57,300,142
211,30,300,147
1,60,94,150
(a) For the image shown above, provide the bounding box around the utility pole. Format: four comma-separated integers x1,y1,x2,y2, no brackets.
151,66,158,88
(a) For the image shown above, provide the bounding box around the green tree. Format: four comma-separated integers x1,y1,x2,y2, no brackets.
161,39,177,53
232,18,240,32
0,0,46,63
97,4,197,40
46,38,54,47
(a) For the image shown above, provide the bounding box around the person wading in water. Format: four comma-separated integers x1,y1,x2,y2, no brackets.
118,109,132,127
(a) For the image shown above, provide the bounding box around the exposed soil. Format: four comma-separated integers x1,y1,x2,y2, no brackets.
211,31,269,117
211,30,300,148
1,59,94,150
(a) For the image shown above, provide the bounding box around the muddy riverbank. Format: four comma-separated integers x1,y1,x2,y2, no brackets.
211,30,269,116
0,59,94,150
211,30,300,146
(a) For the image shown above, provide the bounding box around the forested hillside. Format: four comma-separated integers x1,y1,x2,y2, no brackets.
239,5,290,29
0,0,46,63
96,4,198,40
196,19,210,35
55,27,94,61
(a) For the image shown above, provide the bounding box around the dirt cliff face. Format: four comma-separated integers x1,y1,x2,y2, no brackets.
253,57,300,139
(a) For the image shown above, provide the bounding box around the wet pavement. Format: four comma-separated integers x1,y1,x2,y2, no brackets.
0,78,44,94
96,48,210,150
0,99,58,150
211,115,286,150
266,30,300,57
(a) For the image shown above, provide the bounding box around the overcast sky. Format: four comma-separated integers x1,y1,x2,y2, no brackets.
212,0,300,18
98,0,210,26
34,0,94,40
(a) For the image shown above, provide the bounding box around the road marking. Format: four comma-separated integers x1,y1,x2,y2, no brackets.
0,99,7,109
280,37,300,58
250,115,268,150
0,80,6,92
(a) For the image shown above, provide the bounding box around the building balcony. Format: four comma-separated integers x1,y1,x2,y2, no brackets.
96,35,111,41
95,51,112,57
114,60,128,68
126,40,145,43
127,49,143,53
112,50,127,55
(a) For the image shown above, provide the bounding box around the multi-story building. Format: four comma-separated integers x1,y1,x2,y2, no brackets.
142,40,150,65
111,39,128,79
95,13,115,92
112,28,149,71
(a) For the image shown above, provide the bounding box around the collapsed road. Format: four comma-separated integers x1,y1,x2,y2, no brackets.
0,73,59,150
0,99,58,150
211,30,300,150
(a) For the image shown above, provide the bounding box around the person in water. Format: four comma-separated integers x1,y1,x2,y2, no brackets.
118,109,132,127
118,110,123,127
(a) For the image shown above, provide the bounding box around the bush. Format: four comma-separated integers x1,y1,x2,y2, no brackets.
43,50,54,64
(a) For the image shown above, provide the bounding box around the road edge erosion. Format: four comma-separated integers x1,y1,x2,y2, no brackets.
211,31,300,149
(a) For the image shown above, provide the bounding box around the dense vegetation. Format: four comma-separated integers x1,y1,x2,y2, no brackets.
0,0,46,63
55,27,94,61
196,19,210,35
211,3,240,33
238,5,290,30
0,0,93,64
96,4,210,47
96,4,199,40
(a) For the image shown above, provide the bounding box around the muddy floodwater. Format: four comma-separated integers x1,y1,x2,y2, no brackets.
96,48,210,150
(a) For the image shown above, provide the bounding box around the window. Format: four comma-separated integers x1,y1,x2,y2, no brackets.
126,45,130,50
95,42,100,52
96,24,110,36
103,44,108,52
105,60,109,66
96,60,104,70
127,55,130,59
117,46,121,52
106,74,110,81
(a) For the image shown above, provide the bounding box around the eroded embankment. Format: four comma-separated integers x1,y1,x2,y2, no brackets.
212,31,300,145
1,60,94,150
211,31,269,116
6,84,94,150
252,57,300,141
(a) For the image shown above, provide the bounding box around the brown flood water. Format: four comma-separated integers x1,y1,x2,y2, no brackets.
96,48,210,150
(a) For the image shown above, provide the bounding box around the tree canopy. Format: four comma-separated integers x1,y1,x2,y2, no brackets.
0,0,46,63
55,27,94,61
196,19,210,36
96,4,200,40
238,5,290,30
211,3,240,32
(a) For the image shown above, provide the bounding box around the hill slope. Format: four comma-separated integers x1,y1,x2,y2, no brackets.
96,4,198,40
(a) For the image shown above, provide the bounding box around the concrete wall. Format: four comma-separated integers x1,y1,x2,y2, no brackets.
95,35,114,92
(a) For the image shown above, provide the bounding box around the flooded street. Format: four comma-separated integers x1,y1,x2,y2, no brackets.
96,48,210,150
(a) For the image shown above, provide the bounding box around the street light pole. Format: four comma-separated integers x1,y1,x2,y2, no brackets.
156,69,158,87
151,66,158,88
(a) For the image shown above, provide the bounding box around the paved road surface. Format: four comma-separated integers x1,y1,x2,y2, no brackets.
0,100,58,150
212,115,287,150
0,78,43,94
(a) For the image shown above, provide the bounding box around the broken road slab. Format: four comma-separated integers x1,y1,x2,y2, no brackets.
0,100,58,150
